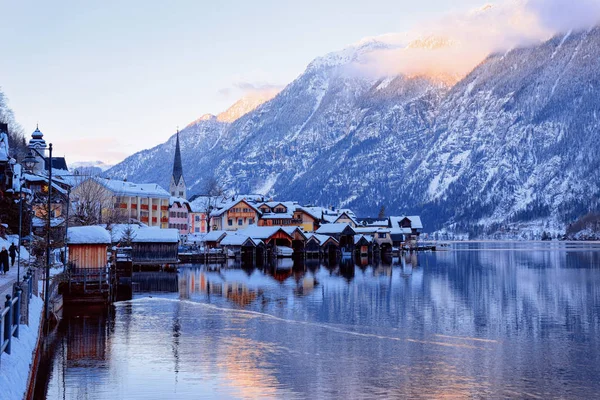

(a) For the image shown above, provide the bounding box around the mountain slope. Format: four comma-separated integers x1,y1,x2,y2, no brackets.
106,27,600,234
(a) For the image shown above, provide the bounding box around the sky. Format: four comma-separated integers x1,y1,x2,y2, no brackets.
0,0,486,164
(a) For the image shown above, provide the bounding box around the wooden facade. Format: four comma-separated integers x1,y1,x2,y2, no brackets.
131,242,178,265
213,200,260,231
68,244,108,271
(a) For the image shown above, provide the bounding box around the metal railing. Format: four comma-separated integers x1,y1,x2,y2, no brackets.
0,270,35,367
67,267,111,294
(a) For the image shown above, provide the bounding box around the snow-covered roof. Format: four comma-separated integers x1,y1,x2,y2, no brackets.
389,215,423,230
334,212,359,225
354,234,373,244
219,233,257,246
305,233,334,244
68,226,111,245
210,199,262,217
93,177,169,198
132,227,179,243
407,216,423,229
239,225,290,240
316,223,354,235
203,230,227,242
23,172,70,195
390,227,412,235
354,227,379,234
170,196,191,210
297,206,322,220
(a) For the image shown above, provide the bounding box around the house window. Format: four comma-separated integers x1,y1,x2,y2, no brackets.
195,228,199,233
184,224,187,230
228,219,233,226
179,191,183,196
195,215,200,222
249,218,254,224
379,233,387,238
238,218,243,226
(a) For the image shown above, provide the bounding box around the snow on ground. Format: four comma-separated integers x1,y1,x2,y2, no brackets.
0,291,43,400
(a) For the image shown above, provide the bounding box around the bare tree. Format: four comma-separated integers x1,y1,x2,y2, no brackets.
70,177,127,227
196,176,226,233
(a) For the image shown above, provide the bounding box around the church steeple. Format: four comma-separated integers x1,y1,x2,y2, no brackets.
169,129,186,199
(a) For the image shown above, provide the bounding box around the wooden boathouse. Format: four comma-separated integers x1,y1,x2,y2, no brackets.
131,227,179,268
64,226,113,303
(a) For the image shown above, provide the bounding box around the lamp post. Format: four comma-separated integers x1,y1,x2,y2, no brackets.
23,143,52,323
16,165,23,283
62,186,70,272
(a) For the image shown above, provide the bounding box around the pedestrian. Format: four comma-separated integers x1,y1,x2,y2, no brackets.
9,242,17,267
0,246,9,275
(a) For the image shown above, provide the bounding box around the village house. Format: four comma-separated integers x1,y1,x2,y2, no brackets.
256,201,321,232
315,223,356,252
130,227,179,266
388,216,423,248
169,197,191,238
71,177,170,228
188,196,212,234
304,232,339,258
210,199,261,231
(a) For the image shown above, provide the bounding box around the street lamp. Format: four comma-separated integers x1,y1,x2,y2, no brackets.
12,161,31,283
24,143,53,323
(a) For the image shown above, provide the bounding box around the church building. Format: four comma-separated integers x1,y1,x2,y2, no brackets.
168,130,190,238
169,129,186,199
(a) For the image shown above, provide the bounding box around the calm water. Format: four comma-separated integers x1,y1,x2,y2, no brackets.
37,242,600,399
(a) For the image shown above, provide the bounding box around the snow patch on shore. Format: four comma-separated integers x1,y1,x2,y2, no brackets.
0,294,43,400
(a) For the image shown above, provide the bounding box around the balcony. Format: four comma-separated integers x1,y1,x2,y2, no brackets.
152,205,157,211
161,217,169,223
152,217,157,223
161,205,169,211
113,203,128,209
140,216,149,222
140,204,149,210
131,204,137,209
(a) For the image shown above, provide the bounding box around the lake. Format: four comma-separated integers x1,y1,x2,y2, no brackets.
36,242,600,399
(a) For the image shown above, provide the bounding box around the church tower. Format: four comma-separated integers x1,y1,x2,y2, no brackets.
169,129,186,199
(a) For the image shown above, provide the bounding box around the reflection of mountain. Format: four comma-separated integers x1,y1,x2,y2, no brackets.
44,245,600,399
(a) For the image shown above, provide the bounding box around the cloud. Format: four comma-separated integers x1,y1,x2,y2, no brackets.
526,0,600,32
352,0,598,82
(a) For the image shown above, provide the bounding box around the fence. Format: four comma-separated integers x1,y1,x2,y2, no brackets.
0,269,36,367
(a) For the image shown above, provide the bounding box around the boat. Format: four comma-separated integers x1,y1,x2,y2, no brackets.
275,246,293,258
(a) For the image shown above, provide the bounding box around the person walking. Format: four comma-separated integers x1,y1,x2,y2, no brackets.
9,242,17,267
0,246,9,275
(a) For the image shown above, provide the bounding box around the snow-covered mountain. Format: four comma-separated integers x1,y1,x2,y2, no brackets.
70,160,113,172
106,27,600,235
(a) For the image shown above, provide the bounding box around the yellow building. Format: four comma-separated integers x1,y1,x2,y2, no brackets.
72,177,170,228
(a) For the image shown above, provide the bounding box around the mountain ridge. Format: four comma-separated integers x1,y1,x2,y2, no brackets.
106,26,600,235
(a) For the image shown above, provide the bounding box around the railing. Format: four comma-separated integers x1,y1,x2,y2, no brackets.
152,205,157,211
0,270,35,366
161,206,169,211
160,217,168,223
140,204,149,210
131,204,137,209
152,217,157,223
68,267,111,294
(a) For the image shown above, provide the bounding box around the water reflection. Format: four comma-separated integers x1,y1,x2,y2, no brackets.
39,242,600,399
